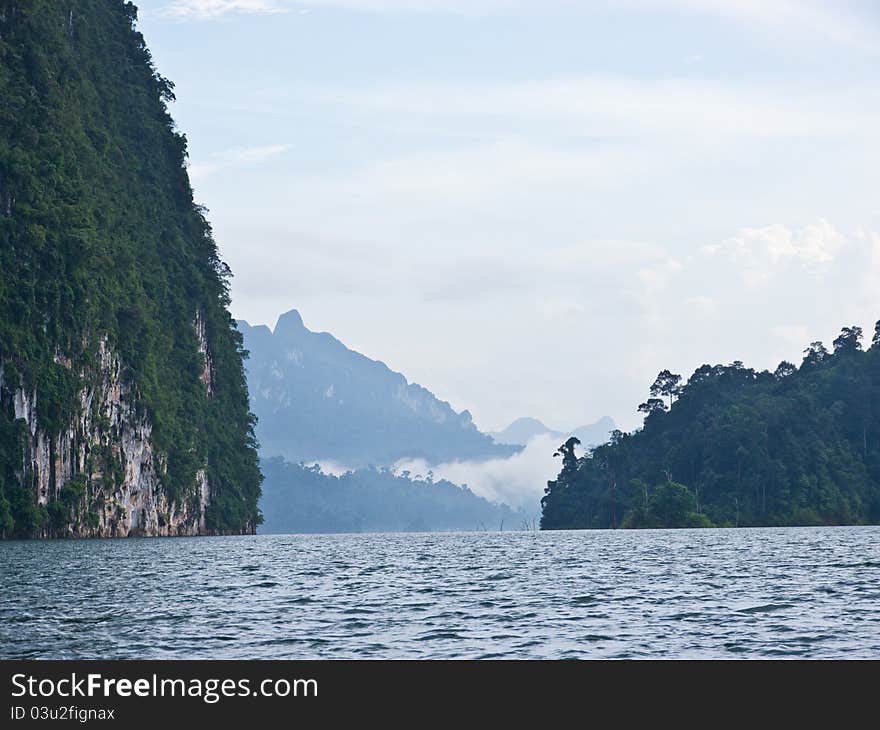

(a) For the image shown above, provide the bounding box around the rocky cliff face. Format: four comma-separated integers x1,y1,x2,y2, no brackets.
0,329,211,538
0,1,263,538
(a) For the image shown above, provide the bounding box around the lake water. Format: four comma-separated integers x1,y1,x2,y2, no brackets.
1,527,879,659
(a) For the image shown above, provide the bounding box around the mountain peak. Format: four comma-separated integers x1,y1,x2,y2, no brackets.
240,309,519,466
274,308,305,336
509,416,551,431
490,417,559,446
490,415,616,447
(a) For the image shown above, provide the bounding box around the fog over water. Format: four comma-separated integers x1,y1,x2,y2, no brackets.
393,434,583,512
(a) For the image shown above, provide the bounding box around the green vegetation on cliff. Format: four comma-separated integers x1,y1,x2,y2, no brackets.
541,323,880,530
0,1,261,536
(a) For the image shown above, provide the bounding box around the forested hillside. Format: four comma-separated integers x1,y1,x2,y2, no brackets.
541,323,880,529
0,1,261,537
260,457,518,534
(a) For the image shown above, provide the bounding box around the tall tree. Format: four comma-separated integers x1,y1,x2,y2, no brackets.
833,326,863,354
553,437,582,478
638,398,667,416
802,341,829,368
650,370,683,409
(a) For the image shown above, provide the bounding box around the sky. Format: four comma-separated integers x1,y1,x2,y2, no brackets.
136,0,880,433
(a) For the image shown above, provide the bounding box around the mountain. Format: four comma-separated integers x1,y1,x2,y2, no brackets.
490,416,616,447
0,1,261,538
260,457,519,534
490,417,558,446
541,323,880,530
238,309,518,466
571,417,618,447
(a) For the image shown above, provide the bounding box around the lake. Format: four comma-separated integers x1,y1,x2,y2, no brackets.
1,526,878,659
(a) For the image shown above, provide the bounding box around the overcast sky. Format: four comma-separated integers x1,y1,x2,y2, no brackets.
136,0,880,433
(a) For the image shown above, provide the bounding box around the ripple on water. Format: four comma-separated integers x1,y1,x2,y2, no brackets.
1,526,879,659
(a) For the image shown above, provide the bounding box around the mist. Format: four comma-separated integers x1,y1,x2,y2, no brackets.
393,434,586,514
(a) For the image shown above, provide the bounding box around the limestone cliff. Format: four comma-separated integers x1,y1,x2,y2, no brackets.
0,332,212,538
0,1,262,537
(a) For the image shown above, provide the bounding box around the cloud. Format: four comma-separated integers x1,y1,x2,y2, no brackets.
637,258,684,292
769,324,811,346
704,220,847,285
306,139,672,211
157,0,880,51
188,143,292,180
632,220,880,393
537,299,587,319
308,75,878,145
305,432,583,515
632,0,880,52
684,295,718,317
393,433,583,512
162,0,493,18
162,0,291,19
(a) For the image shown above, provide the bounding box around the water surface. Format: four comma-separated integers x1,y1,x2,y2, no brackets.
2,527,879,658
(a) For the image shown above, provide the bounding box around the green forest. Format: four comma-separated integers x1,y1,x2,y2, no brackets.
260,458,518,534
541,323,880,530
0,1,261,536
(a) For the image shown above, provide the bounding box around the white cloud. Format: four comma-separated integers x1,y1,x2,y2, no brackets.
706,220,847,285
632,0,880,52
160,0,880,50
537,299,587,319
684,295,718,316
769,324,811,345
167,0,578,18
304,139,671,209
160,0,541,20
393,433,581,512
189,143,292,180
163,0,290,19
855,229,880,314
637,258,683,291
311,76,875,142
642,220,880,389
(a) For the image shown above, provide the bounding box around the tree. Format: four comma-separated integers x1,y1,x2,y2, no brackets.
649,482,694,528
553,437,581,479
687,364,718,387
638,398,667,416
833,326,863,355
650,370,683,409
802,341,829,368
541,317,880,531
873,320,880,350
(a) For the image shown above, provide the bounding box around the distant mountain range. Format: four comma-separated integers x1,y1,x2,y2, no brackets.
489,416,616,448
237,309,518,467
